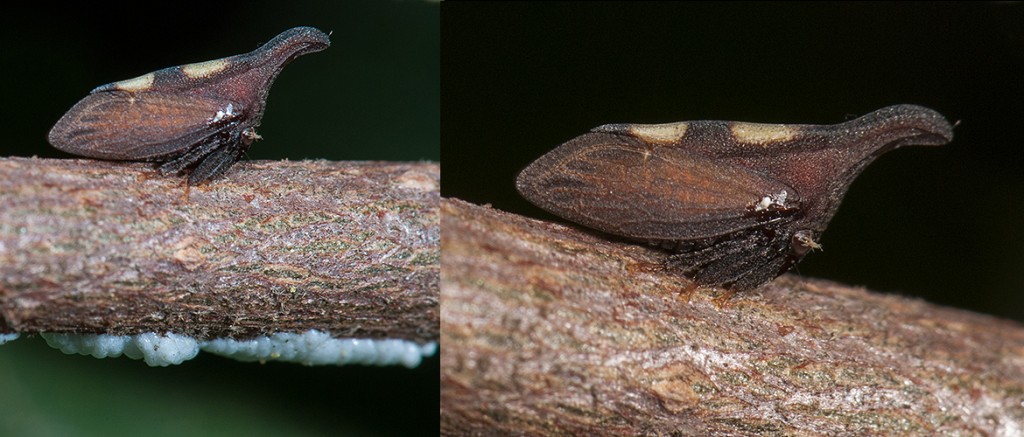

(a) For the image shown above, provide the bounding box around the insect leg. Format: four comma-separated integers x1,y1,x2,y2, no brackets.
188,133,248,185
158,135,226,176
665,227,791,290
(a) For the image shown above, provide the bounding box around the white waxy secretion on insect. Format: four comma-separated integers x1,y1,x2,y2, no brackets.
211,103,235,123
754,190,788,212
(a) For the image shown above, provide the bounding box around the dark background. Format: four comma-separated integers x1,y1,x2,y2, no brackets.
442,3,1024,322
1,2,437,436
2,3,438,163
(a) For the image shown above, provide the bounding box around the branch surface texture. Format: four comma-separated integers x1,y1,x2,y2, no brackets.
0,157,439,343
441,198,1024,435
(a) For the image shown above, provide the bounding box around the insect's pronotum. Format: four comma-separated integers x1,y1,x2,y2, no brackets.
516,105,954,290
48,27,330,185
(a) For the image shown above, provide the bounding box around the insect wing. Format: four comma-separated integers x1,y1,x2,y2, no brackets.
516,132,801,241
48,91,239,161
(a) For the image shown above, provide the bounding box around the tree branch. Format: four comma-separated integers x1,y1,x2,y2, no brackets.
441,198,1024,435
0,157,438,343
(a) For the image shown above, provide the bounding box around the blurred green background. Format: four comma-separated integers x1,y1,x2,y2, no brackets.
442,4,1024,322
1,2,437,436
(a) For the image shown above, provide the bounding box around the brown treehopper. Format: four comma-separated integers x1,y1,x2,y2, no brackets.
48,27,330,184
516,105,954,290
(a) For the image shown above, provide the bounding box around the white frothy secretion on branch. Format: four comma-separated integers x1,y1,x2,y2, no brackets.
35,330,436,368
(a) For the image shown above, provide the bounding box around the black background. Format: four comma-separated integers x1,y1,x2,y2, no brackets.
2,3,438,163
442,3,1024,322
1,2,437,436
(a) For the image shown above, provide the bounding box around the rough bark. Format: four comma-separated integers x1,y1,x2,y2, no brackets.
441,198,1024,436
0,157,439,343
